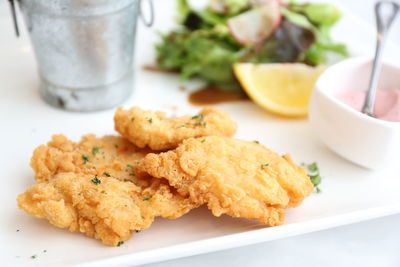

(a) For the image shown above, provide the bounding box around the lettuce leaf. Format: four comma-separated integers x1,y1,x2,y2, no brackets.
285,2,348,65
157,29,244,91
156,0,348,90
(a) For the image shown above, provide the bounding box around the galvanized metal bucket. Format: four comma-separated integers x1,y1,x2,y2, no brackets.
12,0,153,111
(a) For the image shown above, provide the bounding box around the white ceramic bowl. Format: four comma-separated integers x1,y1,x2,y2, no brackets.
309,57,400,170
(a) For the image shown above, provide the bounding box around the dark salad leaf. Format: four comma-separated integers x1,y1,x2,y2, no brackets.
245,19,315,63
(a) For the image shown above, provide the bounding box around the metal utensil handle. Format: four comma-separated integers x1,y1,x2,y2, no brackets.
139,0,154,27
8,0,19,37
362,1,399,116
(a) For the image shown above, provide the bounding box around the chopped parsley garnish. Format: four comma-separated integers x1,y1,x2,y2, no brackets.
103,172,111,177
141,216,145,219
194,121,207,127
16,229,20,232
135,230,141,233
31,255,37,259
143,196,152,201
92,146,100,156
192,114,204,120
307,162,318,173
201,138,206,143
91,176,101,185
82,154,90,164
305,162,322,193
131,117,135,122
177,125,187,129
261,164,269,168
253,140,260,144
127,164,133,168
117,241,124,247
148,118,153,123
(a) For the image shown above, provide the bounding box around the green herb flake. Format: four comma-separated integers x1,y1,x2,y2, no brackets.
131,117,135,122
261,164,269,168
91,176,101,185
103,172,111,177
135,229,141,233
82,154,90,164
31,255,37,259
143,196,152,201
192,114,204,120
253,140,260,144
141,216,145,219
310,174,322,187
194,122,204,127
92,146,100,156
117,241,124,247
307,162,318,173
148,118,153,123
201,138,206,143
127,164,133,168
16,229,20,232
305,162,322,193
177,125,187,129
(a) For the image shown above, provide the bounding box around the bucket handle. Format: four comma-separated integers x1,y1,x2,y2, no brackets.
9,0,154,38
8,0,19,37
139,0,154,27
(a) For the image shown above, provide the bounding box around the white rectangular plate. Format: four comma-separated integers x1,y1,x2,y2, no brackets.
1,1,400,266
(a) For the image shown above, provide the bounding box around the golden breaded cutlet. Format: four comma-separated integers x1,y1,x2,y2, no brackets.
20,134,199,245
30,134,150,184
114,107,237,150
29,134,198,218
18,172,196,246
136,136,314,226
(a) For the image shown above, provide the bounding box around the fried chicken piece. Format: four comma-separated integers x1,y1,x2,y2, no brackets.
17,172,193,246
31,134,150,183
24,135,200,246
29,134,198,218
136,136,314,226
114,107,237,150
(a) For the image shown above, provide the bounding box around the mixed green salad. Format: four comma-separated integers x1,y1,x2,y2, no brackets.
155,0,348,91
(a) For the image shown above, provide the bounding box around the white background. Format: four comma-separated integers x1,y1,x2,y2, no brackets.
1,1,400,266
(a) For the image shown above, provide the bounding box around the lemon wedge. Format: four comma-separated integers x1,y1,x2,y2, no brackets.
234,63,325,117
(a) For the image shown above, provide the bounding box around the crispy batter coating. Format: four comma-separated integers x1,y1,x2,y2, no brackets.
30,134,197,218
22,135,199,245
31,134,150,183
136,136,314,226
114,107,237,150
17,172,193,246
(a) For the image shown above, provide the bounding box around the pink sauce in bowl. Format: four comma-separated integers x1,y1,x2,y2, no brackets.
336,89,400,122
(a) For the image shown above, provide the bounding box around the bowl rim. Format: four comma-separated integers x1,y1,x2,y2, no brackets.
314,56,400,127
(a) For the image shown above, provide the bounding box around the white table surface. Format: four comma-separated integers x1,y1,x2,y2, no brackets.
1,1,400,266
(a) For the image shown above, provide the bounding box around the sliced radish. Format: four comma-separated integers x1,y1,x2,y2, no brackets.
228,0,281,46
186,0,208,12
